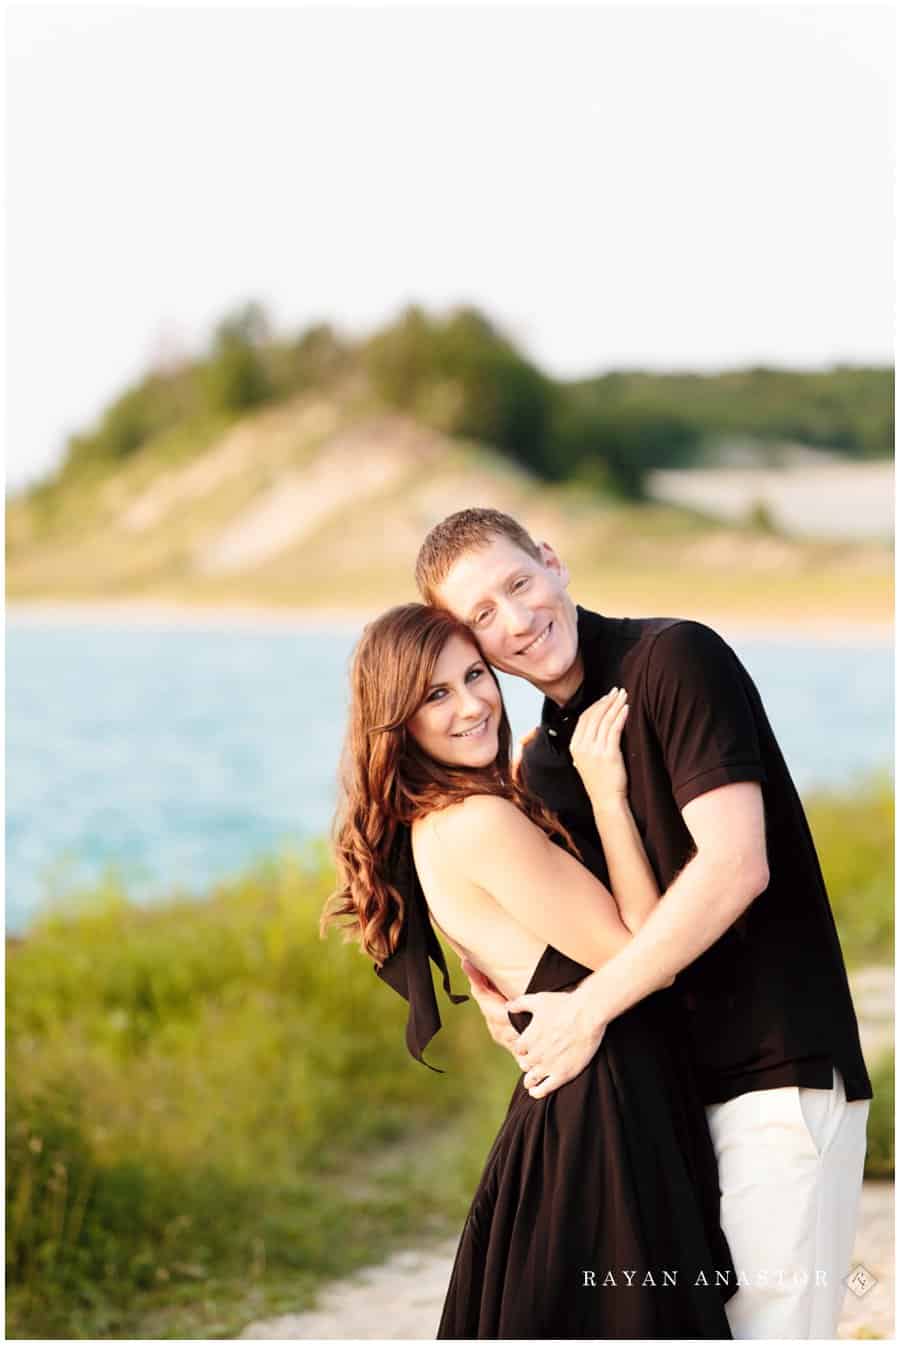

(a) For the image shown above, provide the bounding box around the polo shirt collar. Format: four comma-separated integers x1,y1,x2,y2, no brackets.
540,605,608,745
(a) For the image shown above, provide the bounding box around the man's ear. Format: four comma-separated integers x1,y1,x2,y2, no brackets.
537,541,570,587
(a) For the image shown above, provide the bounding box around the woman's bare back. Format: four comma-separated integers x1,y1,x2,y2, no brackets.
411,811,552,1000
411,790,635,1001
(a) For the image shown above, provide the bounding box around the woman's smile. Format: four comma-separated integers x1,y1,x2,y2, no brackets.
452,715,491,739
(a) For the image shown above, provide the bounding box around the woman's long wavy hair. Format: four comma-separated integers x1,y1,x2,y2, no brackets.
321,603,578,967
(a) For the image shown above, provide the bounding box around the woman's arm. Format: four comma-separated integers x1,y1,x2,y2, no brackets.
431,795,632,973
570,689,661,934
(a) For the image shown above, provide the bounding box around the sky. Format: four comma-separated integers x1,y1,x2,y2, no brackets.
4,2,895,491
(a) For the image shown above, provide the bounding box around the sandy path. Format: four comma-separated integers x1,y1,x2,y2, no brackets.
242,967,893,1339
838,1182,895,1339
851,967,894,1066
239,1183,893,1339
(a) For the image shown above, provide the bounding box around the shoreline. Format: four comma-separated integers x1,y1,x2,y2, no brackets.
6,598,894,645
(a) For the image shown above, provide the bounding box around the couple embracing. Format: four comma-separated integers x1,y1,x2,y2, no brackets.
322,507,871,1340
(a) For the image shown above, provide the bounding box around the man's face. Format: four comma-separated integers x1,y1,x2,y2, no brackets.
432,535,581,692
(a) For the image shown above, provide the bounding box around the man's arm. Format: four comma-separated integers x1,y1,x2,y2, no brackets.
507,780,769,1097
461,701,659,1052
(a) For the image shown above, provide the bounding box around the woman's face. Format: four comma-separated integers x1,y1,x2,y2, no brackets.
406,633,503,769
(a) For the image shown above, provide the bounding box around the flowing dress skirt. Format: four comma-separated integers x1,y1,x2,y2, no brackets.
437,946,737,1339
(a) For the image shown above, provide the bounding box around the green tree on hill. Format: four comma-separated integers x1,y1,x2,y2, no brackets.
42,300,892,504
203,301,273,414
61,367,201,477
548,379,700,498
364,304,555,474
290,322,351,390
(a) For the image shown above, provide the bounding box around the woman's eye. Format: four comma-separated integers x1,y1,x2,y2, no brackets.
426,688,446,703
467,667,484,682
513,577,529,591
475,609,491,626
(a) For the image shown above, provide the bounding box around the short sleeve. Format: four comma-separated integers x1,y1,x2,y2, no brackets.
646,621,767,810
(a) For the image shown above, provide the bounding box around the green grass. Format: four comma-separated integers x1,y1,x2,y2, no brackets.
865,1051,894,1181
6,851,517,1339
6,779,893,1337
805,774,894,965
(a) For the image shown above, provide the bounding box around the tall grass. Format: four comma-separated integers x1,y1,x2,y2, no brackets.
804,773,894,965
7,779,893,1338
7,850,515,1338
865,1052,895,1181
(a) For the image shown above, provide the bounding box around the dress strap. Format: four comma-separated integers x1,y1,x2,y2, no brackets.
374,825,468,1071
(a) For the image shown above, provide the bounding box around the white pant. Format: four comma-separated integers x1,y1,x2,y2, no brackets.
705,1068,869,1339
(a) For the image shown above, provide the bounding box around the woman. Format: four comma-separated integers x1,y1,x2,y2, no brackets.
321,603,737,1339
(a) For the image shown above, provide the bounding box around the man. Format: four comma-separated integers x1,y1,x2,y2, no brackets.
415,507,871,1340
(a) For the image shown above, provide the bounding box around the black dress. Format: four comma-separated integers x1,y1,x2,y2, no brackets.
375,826,737,1340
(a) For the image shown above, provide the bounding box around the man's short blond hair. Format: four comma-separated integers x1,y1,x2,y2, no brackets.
415,508,542,605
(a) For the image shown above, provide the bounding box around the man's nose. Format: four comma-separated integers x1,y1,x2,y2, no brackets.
500,596,533,638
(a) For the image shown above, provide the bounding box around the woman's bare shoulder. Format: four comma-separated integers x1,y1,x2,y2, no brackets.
414,798,537,896
417,795,533,855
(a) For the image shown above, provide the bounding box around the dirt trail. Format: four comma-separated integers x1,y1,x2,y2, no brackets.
239,1182,893,1339
241,969,894,1340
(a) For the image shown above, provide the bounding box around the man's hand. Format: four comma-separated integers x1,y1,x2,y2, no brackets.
460,957,520,1056
503,987,607,1098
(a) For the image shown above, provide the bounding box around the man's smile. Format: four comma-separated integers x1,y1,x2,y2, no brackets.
517,621,553,656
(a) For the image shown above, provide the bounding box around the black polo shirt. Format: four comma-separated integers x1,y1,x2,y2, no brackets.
520,605,873,1105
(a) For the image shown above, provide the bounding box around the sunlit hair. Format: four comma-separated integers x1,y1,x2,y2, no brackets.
414,508,542,605
321,603,578,966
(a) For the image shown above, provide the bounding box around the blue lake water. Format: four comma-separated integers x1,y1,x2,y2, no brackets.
6,616,893,934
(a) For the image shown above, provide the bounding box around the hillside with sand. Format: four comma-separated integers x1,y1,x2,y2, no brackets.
7,386,892,630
